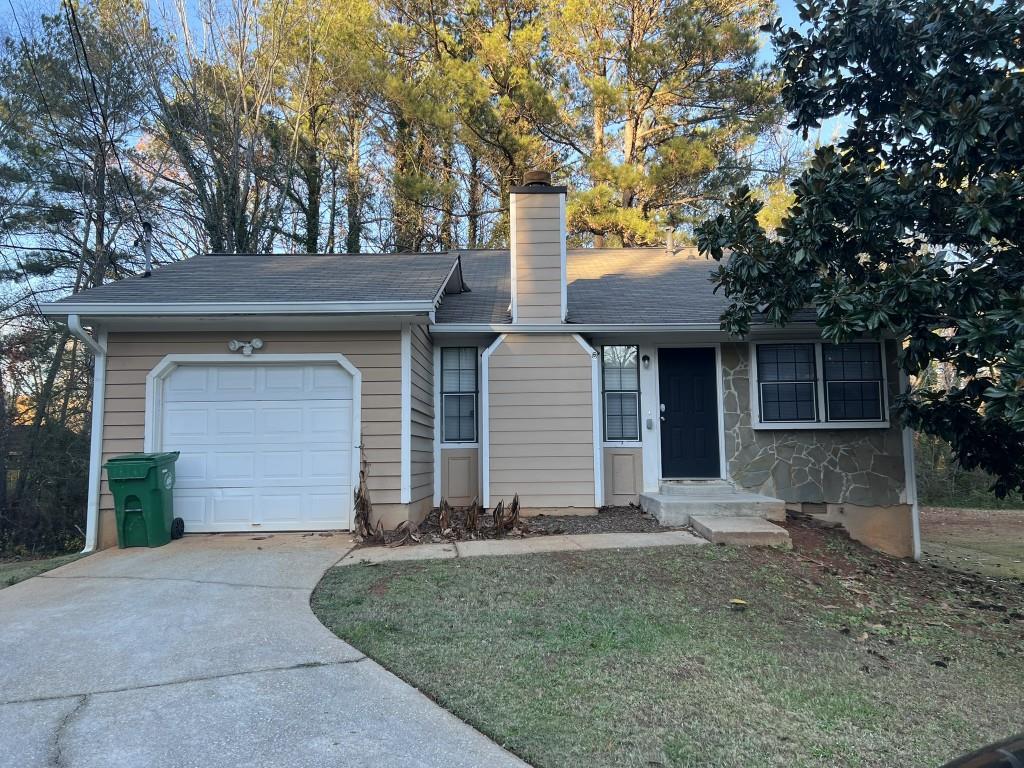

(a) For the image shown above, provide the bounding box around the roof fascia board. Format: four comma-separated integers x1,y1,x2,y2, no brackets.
429,322,840,336
41,300,437,317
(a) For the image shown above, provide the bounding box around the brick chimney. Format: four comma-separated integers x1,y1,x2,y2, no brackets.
509,170,566,323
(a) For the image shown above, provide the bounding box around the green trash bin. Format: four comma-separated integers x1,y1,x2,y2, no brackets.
104,452,183,548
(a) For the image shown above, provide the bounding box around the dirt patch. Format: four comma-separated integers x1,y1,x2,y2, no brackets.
921,506,1024,579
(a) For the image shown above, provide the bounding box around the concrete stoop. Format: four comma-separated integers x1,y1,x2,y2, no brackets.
639,480,786,527
690,515,792,548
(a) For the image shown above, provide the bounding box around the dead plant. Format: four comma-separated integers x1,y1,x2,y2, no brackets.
353,450,377,542
465,497,480,532
491,499,506,535
438,498,453,532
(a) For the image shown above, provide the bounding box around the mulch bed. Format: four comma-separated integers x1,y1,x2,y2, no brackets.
358,504,663,548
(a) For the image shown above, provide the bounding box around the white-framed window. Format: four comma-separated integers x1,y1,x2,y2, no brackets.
441,347,477,442
752,341,888,429
602,345,640,441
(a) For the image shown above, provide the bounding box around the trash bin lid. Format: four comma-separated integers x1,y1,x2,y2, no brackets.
104,452,180,480
105,452,180,464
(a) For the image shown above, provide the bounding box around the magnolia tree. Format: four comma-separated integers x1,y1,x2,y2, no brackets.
697,0,1024,495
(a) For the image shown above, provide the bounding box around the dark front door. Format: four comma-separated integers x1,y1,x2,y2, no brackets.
658,348,721,478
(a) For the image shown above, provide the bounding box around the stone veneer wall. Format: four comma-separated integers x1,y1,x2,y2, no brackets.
721,341,906,506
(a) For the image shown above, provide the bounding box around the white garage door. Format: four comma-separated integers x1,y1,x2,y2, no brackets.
160,363,354,532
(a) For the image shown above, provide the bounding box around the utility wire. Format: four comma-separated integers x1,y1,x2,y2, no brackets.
60,0,147,233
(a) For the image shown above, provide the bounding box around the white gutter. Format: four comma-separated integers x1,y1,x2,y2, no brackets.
68,313,105,357
67,315,107,554
399,326,412,504
41,299,437,317
429,322,826,335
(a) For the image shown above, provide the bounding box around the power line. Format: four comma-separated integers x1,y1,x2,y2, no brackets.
60,0,148,235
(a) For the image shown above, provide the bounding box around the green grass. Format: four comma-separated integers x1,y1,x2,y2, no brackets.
0,553,83,588
313,533,1024,768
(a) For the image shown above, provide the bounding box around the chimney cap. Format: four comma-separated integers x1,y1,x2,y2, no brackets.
522,169,552,186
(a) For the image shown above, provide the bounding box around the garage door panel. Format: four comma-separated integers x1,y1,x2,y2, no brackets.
212,491,256,524
160,362,354,531
305,492,350,522
175,454,208,483
215,409,256,436
211,452,256,484
164,408,209,439
262,451,303,481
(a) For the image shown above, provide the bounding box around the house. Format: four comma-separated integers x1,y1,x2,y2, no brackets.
42,172,920,557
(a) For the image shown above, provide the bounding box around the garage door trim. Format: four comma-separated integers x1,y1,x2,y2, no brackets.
144,353,362,530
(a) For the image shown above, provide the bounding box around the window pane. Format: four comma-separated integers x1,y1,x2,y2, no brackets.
602,346,639,391
826,382,882,421
605,392,640,440
757,344,815,382
823,343,883,421
760,382,816,422
823,343,882,381
442,394,476,442
442,347,476,393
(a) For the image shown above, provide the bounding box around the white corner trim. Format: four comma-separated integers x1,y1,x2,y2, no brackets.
400,327,412,504
559,194,567,323
714,344,729,481
479,334,507,507
143,353,362,529
82,328,107,553
899,370,922,560
432,344,442,507
509,195,519,323
573,334,604,507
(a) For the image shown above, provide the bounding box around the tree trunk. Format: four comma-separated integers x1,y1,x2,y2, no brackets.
592,63,608,249
0,358,9,528
345,116,363,254
467,152,482,248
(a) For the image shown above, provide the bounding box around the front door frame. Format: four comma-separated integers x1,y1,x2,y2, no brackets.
653,343,728,482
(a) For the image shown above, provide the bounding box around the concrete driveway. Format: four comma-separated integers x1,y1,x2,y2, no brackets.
0,535,528,768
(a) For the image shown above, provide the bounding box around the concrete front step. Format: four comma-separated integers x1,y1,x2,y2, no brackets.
639,491,786,527
690,516,792,547
658,480,738,495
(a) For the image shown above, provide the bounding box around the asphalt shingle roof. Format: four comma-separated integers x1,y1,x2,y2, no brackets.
51,253,460,305
566,248,725,324
51,246,760,327
436,247,726,325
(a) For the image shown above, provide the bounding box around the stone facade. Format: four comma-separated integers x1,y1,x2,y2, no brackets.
721,341,906,507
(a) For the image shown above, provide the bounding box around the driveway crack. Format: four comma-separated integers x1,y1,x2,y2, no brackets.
51,694,87,768
39,574,311,591
4,657,369,707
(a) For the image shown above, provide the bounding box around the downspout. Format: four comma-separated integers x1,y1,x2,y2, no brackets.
899,369,922,560
68,315,107,553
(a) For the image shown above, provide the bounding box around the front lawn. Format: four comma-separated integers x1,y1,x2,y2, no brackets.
313,524,1024,768
0,553,83,588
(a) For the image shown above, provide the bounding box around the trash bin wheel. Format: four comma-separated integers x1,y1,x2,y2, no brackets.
171,517,185,540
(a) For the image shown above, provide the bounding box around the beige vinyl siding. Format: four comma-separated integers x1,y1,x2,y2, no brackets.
487,334,596,509
511,192,563,323
409,324,434,506
440,447,479,506
97,330,404,548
